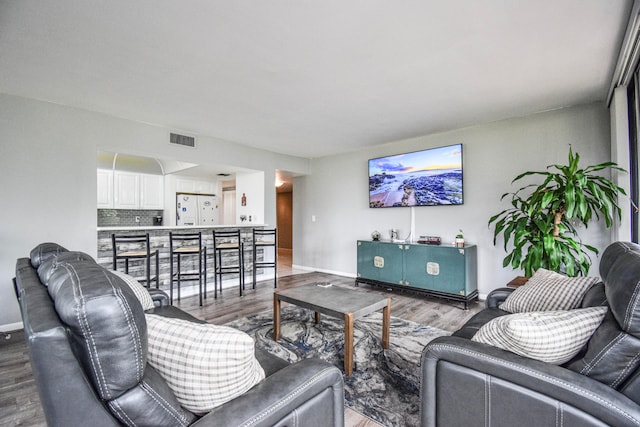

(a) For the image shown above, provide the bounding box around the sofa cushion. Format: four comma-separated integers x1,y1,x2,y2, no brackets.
107,269,155,311
47,260,147,399
602,247,640,336
36,251,95,285
566,243,640,394
472,307,607,364
145,314,266,414
30,242,68,268
107,364,196,427
500,268,599,313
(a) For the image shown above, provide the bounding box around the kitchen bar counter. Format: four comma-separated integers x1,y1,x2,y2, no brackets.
97,224,270,297
97,223,265,231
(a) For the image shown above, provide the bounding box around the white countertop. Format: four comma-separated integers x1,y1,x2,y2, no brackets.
97,224,267,232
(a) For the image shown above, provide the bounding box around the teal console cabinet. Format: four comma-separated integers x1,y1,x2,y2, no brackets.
356,240,478,309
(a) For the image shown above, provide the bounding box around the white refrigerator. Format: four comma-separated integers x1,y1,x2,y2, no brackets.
176,193,218,226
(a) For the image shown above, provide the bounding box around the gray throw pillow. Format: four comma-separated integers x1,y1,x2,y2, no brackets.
500,268,599,313
145,314,265,414
472,307,607,364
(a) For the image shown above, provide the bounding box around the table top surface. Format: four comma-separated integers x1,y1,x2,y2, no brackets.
275,284,389,319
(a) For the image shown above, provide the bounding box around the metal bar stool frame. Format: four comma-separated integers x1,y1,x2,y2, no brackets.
213,229,244,297
169,231,207,306
111,233,159,288
252,228,277,289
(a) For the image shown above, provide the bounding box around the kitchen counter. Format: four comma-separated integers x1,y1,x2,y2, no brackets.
97,223,266,232
97,224,270,297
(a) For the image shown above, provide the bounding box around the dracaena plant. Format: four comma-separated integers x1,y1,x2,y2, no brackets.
489,147,627,277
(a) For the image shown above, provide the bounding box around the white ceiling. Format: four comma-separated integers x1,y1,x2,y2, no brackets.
0,1,633,159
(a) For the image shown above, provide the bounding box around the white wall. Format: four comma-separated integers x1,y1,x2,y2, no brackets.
293,102,615,297
0,94,619,328
0,94,310,329
236,171,266,225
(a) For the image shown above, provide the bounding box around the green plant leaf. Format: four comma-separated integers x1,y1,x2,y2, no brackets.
488,147,627,277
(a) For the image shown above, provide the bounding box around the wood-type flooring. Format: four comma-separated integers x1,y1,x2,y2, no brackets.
0,267,482,427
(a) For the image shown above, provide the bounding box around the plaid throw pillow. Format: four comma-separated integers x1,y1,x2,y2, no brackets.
500,268,599,313
472,307,607,364
145,314,265,414
108,269,155,311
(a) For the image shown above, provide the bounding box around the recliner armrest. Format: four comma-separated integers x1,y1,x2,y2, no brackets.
485,286,515,308
193,359,344,427
421,336,640,427
148,289,170,307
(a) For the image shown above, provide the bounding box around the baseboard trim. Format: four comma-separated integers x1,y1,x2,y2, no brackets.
1,321,24,333
291,264,356,279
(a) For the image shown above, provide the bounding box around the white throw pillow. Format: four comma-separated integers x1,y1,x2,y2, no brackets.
500,268,599,313
145,314,265,414
472,307,607,364
108,269,155,311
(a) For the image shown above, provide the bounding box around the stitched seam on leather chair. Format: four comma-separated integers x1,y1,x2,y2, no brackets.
556,402,562,427
579,332,625,376
108,400,135,427
140,380,191,426
65,263,112,400
239,366,337,427
485,374,491,426
425,344,640,425
613,348,640,388
112,284,145,383
104,269,147,382
623,283,640,331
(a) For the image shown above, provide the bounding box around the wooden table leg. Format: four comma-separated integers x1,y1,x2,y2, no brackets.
315,311,321,324
382,298,391,349
344,312,354,375
273,293,281,341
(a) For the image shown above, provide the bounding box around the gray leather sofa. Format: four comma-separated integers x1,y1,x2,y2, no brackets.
14,242,345,427
421,241,640,426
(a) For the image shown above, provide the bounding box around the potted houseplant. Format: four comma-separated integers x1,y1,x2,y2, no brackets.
488,147,627,277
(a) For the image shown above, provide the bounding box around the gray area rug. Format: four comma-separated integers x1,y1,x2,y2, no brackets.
225,305,450,426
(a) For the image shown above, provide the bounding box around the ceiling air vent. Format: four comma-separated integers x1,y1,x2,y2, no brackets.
170,132,195,148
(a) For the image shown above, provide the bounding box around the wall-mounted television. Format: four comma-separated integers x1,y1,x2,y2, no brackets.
369,143,463,208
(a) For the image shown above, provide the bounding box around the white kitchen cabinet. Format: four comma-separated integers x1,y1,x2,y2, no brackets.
114,171,140,209
176,177,216,194
193,180,215,194
176,178,195,193
97,169,113,208
99,170,164,210
140,174,164,209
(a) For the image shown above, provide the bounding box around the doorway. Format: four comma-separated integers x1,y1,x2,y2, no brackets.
222,187,236,225
276,170,294,275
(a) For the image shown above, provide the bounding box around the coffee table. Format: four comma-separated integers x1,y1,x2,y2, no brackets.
273,284,391,375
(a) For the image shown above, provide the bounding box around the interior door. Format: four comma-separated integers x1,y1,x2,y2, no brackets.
222,189,236,224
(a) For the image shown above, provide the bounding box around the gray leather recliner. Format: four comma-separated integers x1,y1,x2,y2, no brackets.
14,242,345,427
421,241,640,427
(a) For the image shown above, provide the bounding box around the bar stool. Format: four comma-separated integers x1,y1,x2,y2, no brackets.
212,229,244,297
169,231,207,306
111,233,159,288
252,228,277,289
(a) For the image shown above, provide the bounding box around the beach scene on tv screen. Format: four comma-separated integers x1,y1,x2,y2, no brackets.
369,144,463,208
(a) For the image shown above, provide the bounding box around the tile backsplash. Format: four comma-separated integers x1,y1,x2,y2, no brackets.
98,209,164,227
